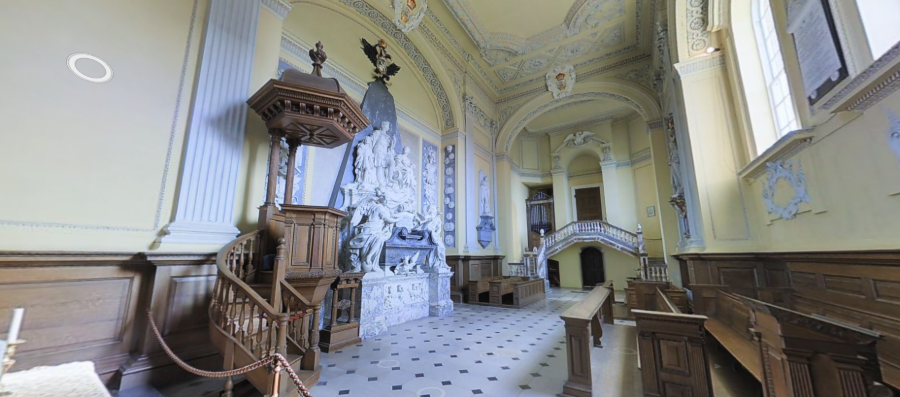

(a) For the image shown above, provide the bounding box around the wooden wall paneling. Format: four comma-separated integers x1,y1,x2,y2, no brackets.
116,253,218,390
0,252,220,391
446,255,504,303
0,253,149,381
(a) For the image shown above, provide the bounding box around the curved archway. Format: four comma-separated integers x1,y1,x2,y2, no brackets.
286,0,462,131
496,79,662,155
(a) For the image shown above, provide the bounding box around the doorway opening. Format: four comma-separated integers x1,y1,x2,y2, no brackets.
574,186,602,221
580,247,604,288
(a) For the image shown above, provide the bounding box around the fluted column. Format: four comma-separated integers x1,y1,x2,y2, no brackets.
162,0,262,245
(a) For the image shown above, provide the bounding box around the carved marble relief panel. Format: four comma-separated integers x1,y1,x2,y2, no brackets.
443,145,456,247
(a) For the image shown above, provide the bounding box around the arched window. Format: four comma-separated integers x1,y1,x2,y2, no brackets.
752,0,799,141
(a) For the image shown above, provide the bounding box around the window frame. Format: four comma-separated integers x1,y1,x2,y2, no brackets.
751,0,800,142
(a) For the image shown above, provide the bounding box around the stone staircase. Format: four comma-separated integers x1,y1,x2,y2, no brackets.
516,220,668,287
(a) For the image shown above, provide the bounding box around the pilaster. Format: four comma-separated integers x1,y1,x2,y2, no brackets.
647,120,682,285
674,52,751,247
551,169,572,227
161,0,262,245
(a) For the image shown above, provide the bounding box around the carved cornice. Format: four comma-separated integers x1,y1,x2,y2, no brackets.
739,129,814,179
820,42,900,111
647,119,664,130
464,94,499,135
674,52,725,78
262,0,293,19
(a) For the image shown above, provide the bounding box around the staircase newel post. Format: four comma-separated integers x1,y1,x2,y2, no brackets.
271,238,287,312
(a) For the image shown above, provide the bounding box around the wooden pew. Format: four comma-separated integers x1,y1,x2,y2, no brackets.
691,285,763,382
559,282,615,397
510,278,545,308
633,288,713,397
625,279,688,317
467,276,505,304
689,284,893,396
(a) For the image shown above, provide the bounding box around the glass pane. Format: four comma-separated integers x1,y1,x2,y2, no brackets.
856,0,900,59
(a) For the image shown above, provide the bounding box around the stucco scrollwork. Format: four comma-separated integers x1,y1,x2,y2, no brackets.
761,160,810,220
686,0,710,56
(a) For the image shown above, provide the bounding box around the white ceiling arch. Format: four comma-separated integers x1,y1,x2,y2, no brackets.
496,79,662,155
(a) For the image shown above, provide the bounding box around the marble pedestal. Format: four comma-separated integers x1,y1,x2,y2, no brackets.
359,272,454,339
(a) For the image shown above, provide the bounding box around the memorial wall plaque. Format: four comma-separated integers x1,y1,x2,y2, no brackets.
786,0,847,105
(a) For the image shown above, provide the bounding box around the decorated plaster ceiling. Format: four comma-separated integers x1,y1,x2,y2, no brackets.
441,0,646,87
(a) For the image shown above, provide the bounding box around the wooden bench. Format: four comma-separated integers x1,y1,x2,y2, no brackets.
467,276,506,304
509,278,546,308
633,288,713,397
559,282,614,397
689,284,891,396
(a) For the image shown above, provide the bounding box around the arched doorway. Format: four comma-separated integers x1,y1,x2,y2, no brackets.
580,247,604,288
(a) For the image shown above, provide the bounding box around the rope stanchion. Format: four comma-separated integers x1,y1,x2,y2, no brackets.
146,310,312,397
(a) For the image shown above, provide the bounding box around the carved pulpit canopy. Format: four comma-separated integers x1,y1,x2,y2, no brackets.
247,42,370,149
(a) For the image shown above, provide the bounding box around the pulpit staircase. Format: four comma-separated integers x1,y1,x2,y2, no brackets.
208,231,319,397
517,220,667,285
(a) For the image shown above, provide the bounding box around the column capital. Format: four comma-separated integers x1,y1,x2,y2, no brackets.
261,0,292,20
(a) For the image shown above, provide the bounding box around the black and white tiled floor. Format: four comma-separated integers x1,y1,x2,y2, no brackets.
308,288,638,397
151,288,758,397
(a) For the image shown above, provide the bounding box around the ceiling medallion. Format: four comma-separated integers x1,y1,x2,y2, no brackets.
546,65,576,99
393,0,427,34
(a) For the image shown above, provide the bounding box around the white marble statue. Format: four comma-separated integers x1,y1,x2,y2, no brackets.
395,252,421,276
373,122,396,188
348,191,400,274
478,172,491,216
666,116,684,196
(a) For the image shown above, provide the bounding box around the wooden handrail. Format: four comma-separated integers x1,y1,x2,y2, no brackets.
654,287,681,314
559,282,615,397
214,230,278,317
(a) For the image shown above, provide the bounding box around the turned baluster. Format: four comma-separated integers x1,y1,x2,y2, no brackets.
276,314,288,357
350,285,358,321
330,286,340,327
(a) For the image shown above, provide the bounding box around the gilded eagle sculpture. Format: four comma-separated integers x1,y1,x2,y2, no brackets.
361,38,401,84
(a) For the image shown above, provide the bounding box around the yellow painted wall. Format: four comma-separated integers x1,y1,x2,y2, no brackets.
282,2,440,130
0,0,206,251
550,243,640,291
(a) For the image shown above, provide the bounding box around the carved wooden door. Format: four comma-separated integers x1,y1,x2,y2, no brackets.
574,187,602,221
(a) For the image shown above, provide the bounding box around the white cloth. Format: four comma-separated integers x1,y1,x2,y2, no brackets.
1,361,111,397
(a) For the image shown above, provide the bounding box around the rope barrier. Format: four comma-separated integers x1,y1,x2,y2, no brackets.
146,310,312,397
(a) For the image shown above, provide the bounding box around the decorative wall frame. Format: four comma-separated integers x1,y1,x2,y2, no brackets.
761,159,810,220
885,107,900,171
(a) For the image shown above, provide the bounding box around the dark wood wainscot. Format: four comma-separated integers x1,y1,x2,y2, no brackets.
678,251,900,391
445,255,504,303
0,252,219,391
